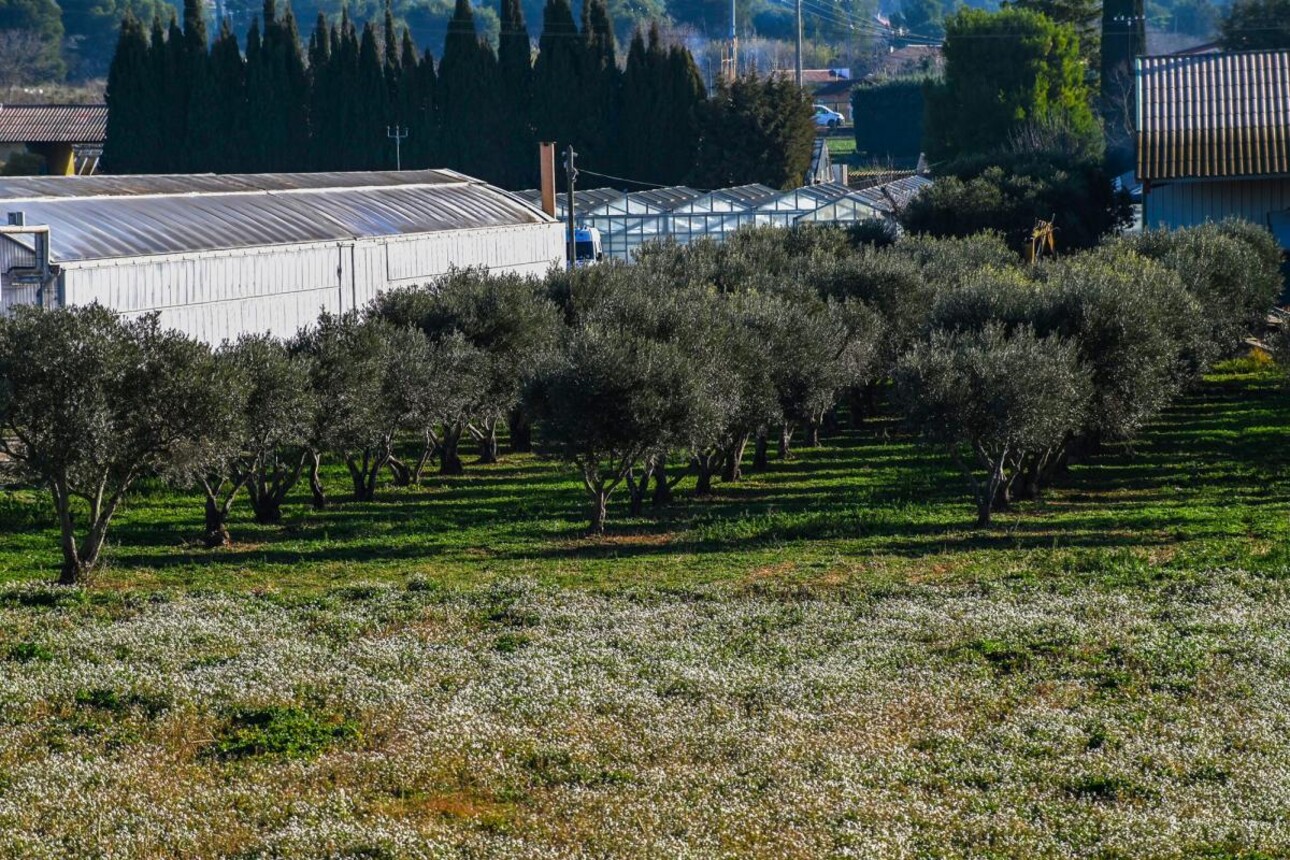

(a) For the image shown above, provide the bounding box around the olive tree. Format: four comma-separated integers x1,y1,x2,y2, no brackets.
1033,247,1205,444
894,323,1091,527
0,306,227,584
536,303,695,533
297,312,434,502
373,269,561,463
173,335,317,541
746,284,885,461
1119,220,1284,359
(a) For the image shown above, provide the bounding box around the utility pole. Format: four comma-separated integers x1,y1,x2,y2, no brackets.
721,0,738,81
795,0,803,88
386,126,408,171
564,144,578,270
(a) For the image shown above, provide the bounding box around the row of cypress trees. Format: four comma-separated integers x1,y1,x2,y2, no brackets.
103,0,708,189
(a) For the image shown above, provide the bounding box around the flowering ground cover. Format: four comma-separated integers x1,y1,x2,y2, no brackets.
0,360,1288,857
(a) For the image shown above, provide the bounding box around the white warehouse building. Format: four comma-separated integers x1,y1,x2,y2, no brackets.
0,170,564,342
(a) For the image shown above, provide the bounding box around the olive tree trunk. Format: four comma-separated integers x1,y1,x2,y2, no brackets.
777,424,794,460
752,430,769,472
308,450,327,511
471,417,499,465
51,475,128,586
440,423,465,476
199,472,249,548
721,434,748,482
248,452,307,524
508,408,533,454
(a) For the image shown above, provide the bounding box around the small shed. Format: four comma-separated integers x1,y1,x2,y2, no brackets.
0,104,106,175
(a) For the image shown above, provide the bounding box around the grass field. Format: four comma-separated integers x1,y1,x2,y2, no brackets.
1,360,1289,857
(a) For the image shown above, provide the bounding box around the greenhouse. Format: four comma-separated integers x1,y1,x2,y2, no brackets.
515,175,933,261
0,170,563,342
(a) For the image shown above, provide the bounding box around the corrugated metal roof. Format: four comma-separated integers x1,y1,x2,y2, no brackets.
0,171,552,263
0,170,466,200
1136,50,1290,180
0,104,107,143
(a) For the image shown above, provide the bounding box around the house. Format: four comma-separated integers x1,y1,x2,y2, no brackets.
1136,49,1290,255
0,104,106,176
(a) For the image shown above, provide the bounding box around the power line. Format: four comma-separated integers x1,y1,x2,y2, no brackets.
575,167,672,189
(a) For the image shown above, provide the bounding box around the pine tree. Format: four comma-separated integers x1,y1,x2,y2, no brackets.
103,11,157,173
497,0,534,187
691,73,812,190
438,0,503,181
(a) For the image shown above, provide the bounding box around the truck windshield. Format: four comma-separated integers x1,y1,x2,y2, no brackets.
575,241,597,260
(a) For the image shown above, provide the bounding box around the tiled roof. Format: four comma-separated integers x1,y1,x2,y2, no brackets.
1136,50,1290,181
0,104,107,143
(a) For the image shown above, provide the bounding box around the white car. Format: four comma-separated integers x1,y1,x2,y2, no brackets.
813,104,845,128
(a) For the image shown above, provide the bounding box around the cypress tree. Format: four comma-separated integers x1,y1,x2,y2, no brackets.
393,30,435,169
412,46,439,168
662,38,705,185
531,0,581,177
103,11,156,174
497,0,534,187
210,18,248,172
308,13,336,169
357,23,388,169
183,0,218,172
243,13,267,170
438,0,503,181
618,28,655,185
333,12,362,169
246,0,309,171
576,0,618,183
273,3,310,170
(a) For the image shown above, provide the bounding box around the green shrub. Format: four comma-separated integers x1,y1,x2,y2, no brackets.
7,642,53,662
210,705,360,760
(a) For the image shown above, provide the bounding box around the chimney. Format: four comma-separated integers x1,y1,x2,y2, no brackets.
539,142,556,218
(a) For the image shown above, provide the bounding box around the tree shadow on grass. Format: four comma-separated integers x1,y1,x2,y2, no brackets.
59,370,1290,580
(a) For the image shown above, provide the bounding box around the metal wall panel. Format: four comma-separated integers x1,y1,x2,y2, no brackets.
1144,178,1290,247
56,222,564,342
1,236,42,313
